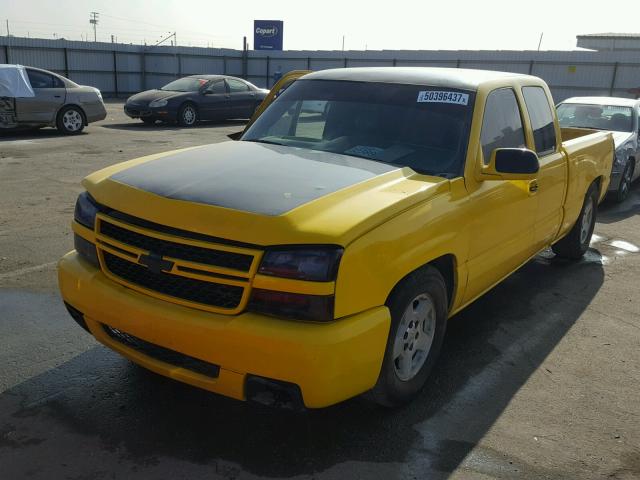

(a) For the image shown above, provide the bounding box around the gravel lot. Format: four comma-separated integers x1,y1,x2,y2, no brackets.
1,102,639,479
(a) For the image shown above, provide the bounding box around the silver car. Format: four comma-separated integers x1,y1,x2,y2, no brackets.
557,96,640,202
0,65,106,134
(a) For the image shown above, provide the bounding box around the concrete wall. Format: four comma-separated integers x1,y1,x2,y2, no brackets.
2,36,640,102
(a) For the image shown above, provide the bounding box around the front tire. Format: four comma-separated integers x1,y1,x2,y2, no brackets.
370,266,448,407
56,106,85,135
613,161,633,203
177,103,198,127
552,183,599,259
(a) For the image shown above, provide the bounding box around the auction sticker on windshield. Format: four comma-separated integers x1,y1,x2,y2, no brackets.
417,91,469,105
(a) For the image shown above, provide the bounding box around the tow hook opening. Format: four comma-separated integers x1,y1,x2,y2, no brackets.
245,375,305,411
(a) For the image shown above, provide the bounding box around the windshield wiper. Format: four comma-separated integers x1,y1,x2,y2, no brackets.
243,138,286,146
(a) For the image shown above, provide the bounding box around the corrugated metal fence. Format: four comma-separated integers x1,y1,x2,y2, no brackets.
2,36,640,102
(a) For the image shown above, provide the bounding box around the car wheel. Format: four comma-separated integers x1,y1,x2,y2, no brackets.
177,103,198,127
370,266,448,407
552,183,599,260
141,117,156,125
614,161,634,203
56,106,85,135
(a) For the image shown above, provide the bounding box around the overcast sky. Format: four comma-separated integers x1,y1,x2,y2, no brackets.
1,0,638,50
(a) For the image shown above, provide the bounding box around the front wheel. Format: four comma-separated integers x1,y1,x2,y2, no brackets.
56,106,85,135
552,183,598,259
614,161,633,203
370,266,448,407
177,103,198,127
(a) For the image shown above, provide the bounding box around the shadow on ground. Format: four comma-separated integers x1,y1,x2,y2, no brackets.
597,186,640,224
0,251,605,478
0,128,87,141
100,119,247,132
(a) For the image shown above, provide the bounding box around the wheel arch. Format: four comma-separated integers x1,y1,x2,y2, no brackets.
385,254,458,313
57,103,88,126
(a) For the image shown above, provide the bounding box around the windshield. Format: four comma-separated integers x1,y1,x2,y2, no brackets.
161,77,207,92
557,103,634,132
242,79,475,177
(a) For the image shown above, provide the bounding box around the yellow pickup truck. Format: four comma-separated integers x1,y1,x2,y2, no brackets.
58,68,613,408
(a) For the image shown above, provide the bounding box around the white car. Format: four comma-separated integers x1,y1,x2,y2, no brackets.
557,96,640,202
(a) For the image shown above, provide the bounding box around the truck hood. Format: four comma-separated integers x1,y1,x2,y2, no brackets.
84,141,450,246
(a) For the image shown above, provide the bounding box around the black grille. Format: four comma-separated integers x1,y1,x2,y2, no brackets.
100,221,253,272
103,324,220,378
104,252,243,309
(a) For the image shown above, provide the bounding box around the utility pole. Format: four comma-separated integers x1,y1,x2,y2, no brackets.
89,12,99,42
5,19,9,36
342,35,345,51
537,32,544,51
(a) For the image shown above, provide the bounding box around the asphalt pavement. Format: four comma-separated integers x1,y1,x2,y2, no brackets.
1,103,639,479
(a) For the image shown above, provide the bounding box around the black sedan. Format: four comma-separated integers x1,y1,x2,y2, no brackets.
124,75,269,126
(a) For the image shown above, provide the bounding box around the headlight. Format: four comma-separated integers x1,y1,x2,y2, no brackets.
258,247,343,281
149,99,168,108
249,246,343,322
74,191,99,229
249,290,334,322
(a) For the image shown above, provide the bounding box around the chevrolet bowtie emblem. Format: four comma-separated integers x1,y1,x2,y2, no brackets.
138,252,174,274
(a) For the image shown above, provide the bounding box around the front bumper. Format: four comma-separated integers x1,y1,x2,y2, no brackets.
124,104,175,120
58,251,390,408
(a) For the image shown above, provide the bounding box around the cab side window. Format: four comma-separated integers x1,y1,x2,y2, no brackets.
480,88,526,164
26,69,55,88
52,76,65,88
207,81,226,94
226,79,250,93
522,86,557,156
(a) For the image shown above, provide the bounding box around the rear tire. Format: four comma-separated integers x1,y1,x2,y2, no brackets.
56,106,85,135
370,266,448,407
552,183,599,259
613,161,633,203
177,103,198,127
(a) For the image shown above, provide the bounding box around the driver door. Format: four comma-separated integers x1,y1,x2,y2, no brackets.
463,87,538,303
200,80,231,120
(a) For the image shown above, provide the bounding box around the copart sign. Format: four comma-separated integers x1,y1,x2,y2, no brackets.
254,20,283,50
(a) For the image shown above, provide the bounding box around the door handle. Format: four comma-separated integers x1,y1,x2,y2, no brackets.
529,180,539,193
54,95,61,98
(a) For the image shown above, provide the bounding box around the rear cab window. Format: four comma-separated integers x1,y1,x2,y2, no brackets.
480,88,526,164
522,86,557,156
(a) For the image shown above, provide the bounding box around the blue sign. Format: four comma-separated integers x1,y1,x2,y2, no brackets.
254,20,283,51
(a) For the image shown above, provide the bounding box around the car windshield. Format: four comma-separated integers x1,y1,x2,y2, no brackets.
241,79,475,178
160,77,207,92
557,103,634,132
